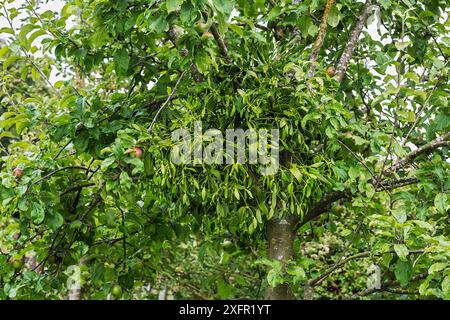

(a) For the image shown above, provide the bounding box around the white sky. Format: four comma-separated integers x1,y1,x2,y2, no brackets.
0,0,66,28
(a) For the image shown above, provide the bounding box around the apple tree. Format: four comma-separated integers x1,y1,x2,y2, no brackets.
0,0,449,300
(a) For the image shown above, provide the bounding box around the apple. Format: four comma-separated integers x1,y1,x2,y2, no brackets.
326,66,336,77
202,31,214,39
126,146,142,158
13,167,23,179
222,240,232,248
194,22,208,34
11,260,23,270
111,284,123,299
174,266,183,273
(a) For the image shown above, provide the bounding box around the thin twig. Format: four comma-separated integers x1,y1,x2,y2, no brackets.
53,139,72,160
402,61,449,146
2,6,58,94
34,166,95,185
385,132,450,175
310,249,426,287
147,71,185,134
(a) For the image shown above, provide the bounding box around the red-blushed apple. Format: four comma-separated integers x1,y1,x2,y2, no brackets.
13,167,23,179
133,146,142,158
126,146,142,158
326,66,336,77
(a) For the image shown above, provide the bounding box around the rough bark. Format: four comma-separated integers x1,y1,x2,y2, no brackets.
308,0,336,77
201,11,232,63
68,257,87,300
265,214,297,300
335,0,373,83
168,27,204,83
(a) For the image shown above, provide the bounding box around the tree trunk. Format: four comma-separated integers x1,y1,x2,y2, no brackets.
68,257,87,300
265,214,297,300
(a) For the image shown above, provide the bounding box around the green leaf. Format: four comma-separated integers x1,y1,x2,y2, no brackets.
194,50,210,74
166,0,178,13
180,1,194,23
228,24,243,36
394,260,412,287
365,184,375,198
434,193,448,214
267,6,282,21
47,212,64,230
120,171,132,190
27,29,47,46
395,41,411,51
201,187,206,201
216,278,232,298
442,276,450,298
3,56,25,70
234,188,240,200
114,48,130,76
31,202,45,224
213,0,235,15
70,220,83,229
298,16,312,37
428,262,447,274
379,0,391,9
301,112,321,129
61,4,77,17
394,244,409,261
404,72,420,84
0,46,9,58
327,6,341,27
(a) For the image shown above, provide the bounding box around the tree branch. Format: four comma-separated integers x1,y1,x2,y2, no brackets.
147,71,185,134
299,175,424,229
299,191,350,228
385,132,450,175
34,166,95,185
309,249,425,287
168,27,203,83
300,132,449,228
308,0,336,77
201,11,231,63
335,0,374,83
